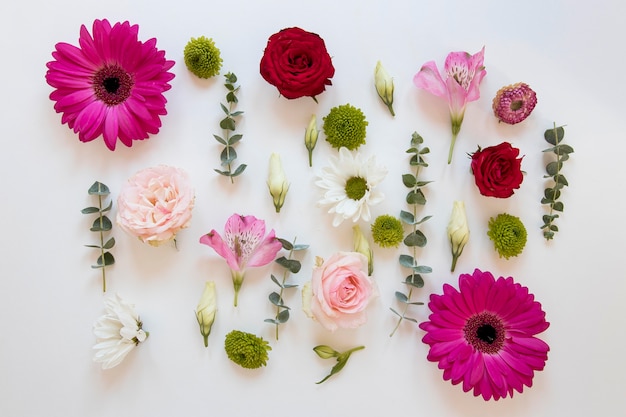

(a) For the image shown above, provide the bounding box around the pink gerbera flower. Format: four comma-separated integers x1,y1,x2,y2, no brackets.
200,214,283,306
419,269,549,401
45,19,175,151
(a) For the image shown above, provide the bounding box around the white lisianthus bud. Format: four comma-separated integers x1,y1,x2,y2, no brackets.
196,281,217,347
374,61,395,116
267,153,289,213
304,114,319,167
447,201,469,272
352,224,374,275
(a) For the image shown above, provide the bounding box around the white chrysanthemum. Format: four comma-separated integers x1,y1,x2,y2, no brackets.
93,294,148,370
316,147,388,226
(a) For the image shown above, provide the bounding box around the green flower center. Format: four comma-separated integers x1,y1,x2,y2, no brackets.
510,100,523,111
463,312,505,354
345,176,368,200
93,65,134,106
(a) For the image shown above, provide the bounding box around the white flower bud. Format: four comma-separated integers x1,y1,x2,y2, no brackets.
196,281,217,347
267,153,289,213
374,61,395,116
352,224,374,275
447,201,469,272
304,114,319,167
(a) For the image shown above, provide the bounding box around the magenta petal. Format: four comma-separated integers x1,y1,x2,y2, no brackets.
200,231,240,272
413,61,447,97
246,230,282,268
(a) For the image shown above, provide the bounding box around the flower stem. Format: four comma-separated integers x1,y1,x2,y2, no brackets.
98,194,107,292
447,131,457,164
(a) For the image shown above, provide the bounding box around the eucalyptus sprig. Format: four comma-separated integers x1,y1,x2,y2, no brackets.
213,72,246,183
264,237,309,340
82,181,115,292
541,124,573,240
313,345,365,384
390,132,432,337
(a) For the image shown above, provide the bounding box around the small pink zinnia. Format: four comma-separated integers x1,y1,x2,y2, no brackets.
200,214,282,306
419,269,549,401
45,19,175,151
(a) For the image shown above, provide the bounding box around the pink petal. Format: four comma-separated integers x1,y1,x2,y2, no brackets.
413,61,447,97
246,229,282,268
200,231,240,272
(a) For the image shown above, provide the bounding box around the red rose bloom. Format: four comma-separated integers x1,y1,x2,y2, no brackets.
260,27,335,100
470,142,523,198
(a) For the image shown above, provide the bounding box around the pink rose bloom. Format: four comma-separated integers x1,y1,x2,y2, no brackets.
303,251,377,331
117,165,194,246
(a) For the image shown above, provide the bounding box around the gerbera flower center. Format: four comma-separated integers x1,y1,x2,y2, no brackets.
92,64,134,106
463,312,505,354
345,176,368,200
510,100,523,111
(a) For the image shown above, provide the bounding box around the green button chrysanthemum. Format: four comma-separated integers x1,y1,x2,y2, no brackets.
224,330,271,369
371,215,404,248
323,104,368,150
184,36,222,79
487,213,527,259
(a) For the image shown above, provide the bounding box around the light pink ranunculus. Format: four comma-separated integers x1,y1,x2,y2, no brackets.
117,165,194,246
303,251,377,331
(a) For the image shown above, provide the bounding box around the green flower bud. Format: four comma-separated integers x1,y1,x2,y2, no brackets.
371,215,404,248
313,345,339,359
304,114,319,167
183,36,222,79
267,153,289,213
224,330,271,369
352,225,374,275
374,61,395,116
323,104,368,151
487,213,527,259
447,201,469,272
195,281,217,347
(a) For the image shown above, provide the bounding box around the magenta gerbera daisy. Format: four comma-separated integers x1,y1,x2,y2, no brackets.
419,269,549,401
45,19,175,151
492,82,537,124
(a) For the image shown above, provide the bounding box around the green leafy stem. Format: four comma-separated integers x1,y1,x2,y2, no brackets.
540,124,573,240
390,132,431,337
214,72,246,183
82,181,115,292
264,237,309,340
313,345,365,384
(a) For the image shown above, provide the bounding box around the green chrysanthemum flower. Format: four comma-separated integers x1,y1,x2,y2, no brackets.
487,213,527,259
371,215,404,248
323,104,368,150
184,36,222,79
224,330,271,369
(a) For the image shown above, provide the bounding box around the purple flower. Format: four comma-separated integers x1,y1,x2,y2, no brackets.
420,269,549,400
413,48,486,164
200,214,282,306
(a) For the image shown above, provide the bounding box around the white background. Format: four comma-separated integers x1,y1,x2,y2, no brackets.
1,0,625,416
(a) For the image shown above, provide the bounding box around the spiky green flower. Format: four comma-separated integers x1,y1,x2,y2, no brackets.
184,36,222,79
487,213,527,259
224,330,271,369
323,104,368,150
371,215,404,248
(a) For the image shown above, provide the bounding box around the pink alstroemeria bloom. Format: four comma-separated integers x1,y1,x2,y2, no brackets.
414,47,486,164
200,214,282,306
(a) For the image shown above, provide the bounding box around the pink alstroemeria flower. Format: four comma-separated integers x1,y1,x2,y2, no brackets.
200,214,282,306
414,47,486,164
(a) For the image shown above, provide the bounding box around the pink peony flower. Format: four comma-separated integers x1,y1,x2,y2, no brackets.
117,165,194,246
419,269,550,401
413,47,486,164
45,19,175,151
200,214,282,306
302,252,377,331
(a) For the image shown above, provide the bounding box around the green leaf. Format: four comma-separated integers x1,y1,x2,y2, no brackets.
389,307,402,317
103,237,115,249
214,168,231,176
554,174,569,186
277,309,290,323
404,230,427,247
398,254,415,268
90,216,112,232
88,181,110,196
399,210,415,224
277,238,293,250
405,274,424,288
412,265,432,274
94,251,115,267
419,147,430,155
554,144,574,155
410,132,424,146
275,256,301,273
395,291,408,303
220,117,236,131
220,103,229,115
415,180,433,187
81,206,100,214
550,224,559,231
225,72,237,83
213,134,227,145
405,147,418,154
269,292,284,307
402,174,416,188
225,83,235,91
546,161,562,176
264,318,279,324
406,189,426,205
228,134,243,145
101,200,112,213
270,274,283,288
230,164,247,177
226,92,238,103
552,201,564,212
220,147,237,165
293,244,309,251
84,244,101,249
544,125,565,145
545,188,561,201
230,111,244,117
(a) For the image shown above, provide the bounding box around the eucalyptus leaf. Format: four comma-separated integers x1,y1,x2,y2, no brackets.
230,111,244,117
405,274,425,288
403,317,418,323
264,318,279,324
399,210,415,224
101,200,112,213
96,251,115,266
226,92,238,103
277,238,293,250
546,161,562,176
395,291,408,303
389,307,402,317
81,206,100,214
228,134,243,145
419,147,430,154
276,257,301,273
103,237,115,249
220,117,236,131
213,134,227,145
406,189,426,205
293,244,310,251
544,125,565,145
270,274,283,288
555,174,569,186
554,144,574,155
90,216,112,232
220,147,237,165
277,309,290,323
552,201,564,212
231,164,247,177
402,174,417,188
220,103,229,115
88,181,110,196
269,292,283,306
398,254,415,268
404,230,427,247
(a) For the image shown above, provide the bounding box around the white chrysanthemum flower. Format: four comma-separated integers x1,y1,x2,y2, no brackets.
93,294,148,370
316,147,388,226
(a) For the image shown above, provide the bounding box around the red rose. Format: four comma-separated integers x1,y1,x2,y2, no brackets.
260,27,335,100
470,142,523,198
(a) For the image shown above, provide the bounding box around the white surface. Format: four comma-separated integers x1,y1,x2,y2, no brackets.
1,1,625,416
